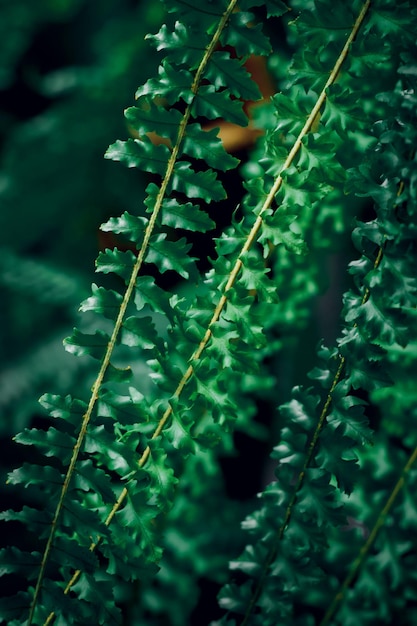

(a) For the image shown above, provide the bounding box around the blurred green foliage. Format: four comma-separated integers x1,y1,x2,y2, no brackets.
0,0,164,433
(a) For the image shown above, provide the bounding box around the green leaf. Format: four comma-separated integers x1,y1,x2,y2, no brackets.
100,212,147,244
297,133,345,184
14,427,75,465
240,0,289,18
0,547,41,579
98,388,148,425
0,592,31,623
270,91,311,135
322,84,369,134
64,328,109,360
206,51,262,100
144,438,179,506
134,275,175,321
74,459,116,503
192,360,238,426
79,284,123,321
85,425,139,477
52,534,99,574
102,363,133,385
121,315,162,351
39,393,87,425
239,250,279,302
125,100,183,144
146,233,196,278
165,404,196,454
328,386,373,445
295,1,357,48
70,572,122,625
7,463,63,490
147,21,207,69
0,506,50,535
297,470,345,527
160,198,214,232
105,137,170,175
96,248,137,282
289,48,330,92
221,11,272,57
316,427,359,495
192,85,248,127
115,486,162,562
182,124,239,171
259,206,308,256
345,293,409,348
135,61,194,105
171,161,226,202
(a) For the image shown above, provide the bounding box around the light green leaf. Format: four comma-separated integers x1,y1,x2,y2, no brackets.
102,363,133,384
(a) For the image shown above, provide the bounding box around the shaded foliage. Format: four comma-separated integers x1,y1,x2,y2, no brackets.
1,0,417,624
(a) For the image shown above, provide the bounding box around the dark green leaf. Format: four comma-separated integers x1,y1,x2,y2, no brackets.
125,100,183,144
206,51,262,100
0,547,41,579
240,0,289,18
134,275,175,321
221,11,272,57
121,315,162,351
171,161,226,202
79,284,123,321
135,61,194,105
98,388,148,424
64,328,109,360
105,138,170,175
14,427,75,465
147,21,206,69
100,212,147,244
192,85,248,127
182,124,239,171
146,233,196,278
7,463,62,490
39,393,87,425
96,248,137,282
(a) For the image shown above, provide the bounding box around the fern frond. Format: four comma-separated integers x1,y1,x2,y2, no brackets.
3,1,417,625
216,16,417,625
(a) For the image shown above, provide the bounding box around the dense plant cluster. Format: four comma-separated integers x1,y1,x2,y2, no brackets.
1,0,417,624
